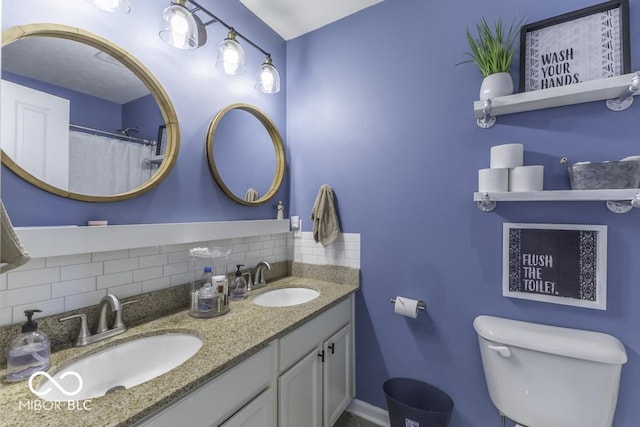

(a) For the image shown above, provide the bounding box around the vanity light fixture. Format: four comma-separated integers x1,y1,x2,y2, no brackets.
158,0,280,93
216,30,246,75
86,0,131,14
159,0,200,50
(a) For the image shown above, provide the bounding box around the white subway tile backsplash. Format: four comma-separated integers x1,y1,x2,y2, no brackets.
13,298,65,324
104,257,139,274
133,266,164,282
52,278,96,298
163,262,189,277
0,232,359,326
170,271,195,287
139,254,168,269
129,246,160,257
65,289,107,311
142,276,171,293
7,267,60,289
108,282,142,299
61,262,103,281
0,284,51,308
92,249,129,262
0,307,13,326
97,271,133,289
46,253,92,267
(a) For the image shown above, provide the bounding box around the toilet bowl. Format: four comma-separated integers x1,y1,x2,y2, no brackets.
474,315,627,427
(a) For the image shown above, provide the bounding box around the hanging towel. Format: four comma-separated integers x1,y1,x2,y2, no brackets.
244,188,259,202
311,184,341,247
1,199,31,274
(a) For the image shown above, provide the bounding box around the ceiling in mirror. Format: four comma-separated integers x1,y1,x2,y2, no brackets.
206,104,285,205
1,24,179,202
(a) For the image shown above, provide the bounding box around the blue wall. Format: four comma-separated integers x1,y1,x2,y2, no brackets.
1,0,288,226
286,0,640,425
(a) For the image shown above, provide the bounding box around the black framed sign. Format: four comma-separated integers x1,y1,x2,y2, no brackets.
156,124,167,156
519,0,630,92
503,223,607,310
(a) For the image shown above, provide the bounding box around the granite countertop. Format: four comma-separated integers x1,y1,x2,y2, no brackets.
0,277,358,427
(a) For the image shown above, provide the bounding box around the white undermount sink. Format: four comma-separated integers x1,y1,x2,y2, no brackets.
36,332,202,401
252,287,320,307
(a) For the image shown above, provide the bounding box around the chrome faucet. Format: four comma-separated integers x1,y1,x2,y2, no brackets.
252,260,272,290
59,294,137,347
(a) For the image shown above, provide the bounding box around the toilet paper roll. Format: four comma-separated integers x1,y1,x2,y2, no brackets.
394,296,419,318
490,143,524,169
509,165,544,192
478,168,509,192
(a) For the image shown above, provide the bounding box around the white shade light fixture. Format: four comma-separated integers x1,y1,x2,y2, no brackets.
159,0,199,50
158,0,280,94
86,0,131,13
255,56,280,94
216,31,246,75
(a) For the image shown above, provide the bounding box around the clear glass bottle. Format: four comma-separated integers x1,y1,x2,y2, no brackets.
231,264,248,300
6,309,51,382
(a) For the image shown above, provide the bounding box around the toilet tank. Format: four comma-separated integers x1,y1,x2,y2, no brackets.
474,315,627,427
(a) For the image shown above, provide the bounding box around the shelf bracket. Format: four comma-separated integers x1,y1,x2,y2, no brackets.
476,99,496,129
606,72,640,111
476,192,497,212
605,191,640,213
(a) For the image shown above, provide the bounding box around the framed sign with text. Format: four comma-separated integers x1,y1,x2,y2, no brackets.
503,223,607,310
519,0,630,92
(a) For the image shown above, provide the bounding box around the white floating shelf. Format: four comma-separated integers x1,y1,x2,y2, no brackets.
473,189,640,214
473,72,639,120
16,219,291,258
473,189,638,202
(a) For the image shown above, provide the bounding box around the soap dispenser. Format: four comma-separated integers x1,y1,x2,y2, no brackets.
230,264,248,300
6,309,51,382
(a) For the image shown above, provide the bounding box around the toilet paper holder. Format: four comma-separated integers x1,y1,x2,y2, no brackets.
390,297,426,311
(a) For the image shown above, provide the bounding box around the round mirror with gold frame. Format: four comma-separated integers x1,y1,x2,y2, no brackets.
206,104,285,205
1,23,179,202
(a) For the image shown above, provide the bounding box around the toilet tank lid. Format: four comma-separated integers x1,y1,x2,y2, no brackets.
474,315,627,364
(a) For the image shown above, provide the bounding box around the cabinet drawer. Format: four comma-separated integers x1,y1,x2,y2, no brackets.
279,297,351,372
137,343,274,427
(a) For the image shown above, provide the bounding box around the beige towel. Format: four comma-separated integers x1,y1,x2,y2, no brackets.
244,188,259,202
311,184,341,247
1,199,31,274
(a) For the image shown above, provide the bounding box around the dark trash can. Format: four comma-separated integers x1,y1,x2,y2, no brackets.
383,378,454,427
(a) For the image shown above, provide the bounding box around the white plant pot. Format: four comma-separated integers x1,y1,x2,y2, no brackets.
479,72,514,100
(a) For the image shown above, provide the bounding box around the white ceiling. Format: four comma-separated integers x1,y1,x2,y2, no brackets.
2,37,149,104
239,0,384,40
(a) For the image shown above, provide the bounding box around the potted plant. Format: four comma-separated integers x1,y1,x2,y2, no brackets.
458,17,525,100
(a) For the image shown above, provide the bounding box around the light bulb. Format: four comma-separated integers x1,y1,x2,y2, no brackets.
255,57,280,94
159,3,199,50
216,32,246,75
88,0,130,13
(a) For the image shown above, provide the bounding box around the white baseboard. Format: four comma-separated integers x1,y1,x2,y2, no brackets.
346,399,390,427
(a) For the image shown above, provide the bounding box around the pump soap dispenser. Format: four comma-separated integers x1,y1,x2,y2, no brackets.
231,264,248,300
6,309,51,382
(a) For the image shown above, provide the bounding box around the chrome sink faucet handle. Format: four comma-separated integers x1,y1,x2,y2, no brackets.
59,313,91,346
253,260,272,288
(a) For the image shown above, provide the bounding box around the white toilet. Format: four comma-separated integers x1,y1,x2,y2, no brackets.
474,315,627,427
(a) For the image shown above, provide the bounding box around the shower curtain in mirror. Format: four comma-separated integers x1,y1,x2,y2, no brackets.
68,130,154,195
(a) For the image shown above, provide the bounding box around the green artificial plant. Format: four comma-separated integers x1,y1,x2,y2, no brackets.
458,17,525,77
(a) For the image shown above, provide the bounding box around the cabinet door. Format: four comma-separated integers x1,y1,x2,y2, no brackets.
278,348,323,427
323,324,353,427
220,388,275,427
